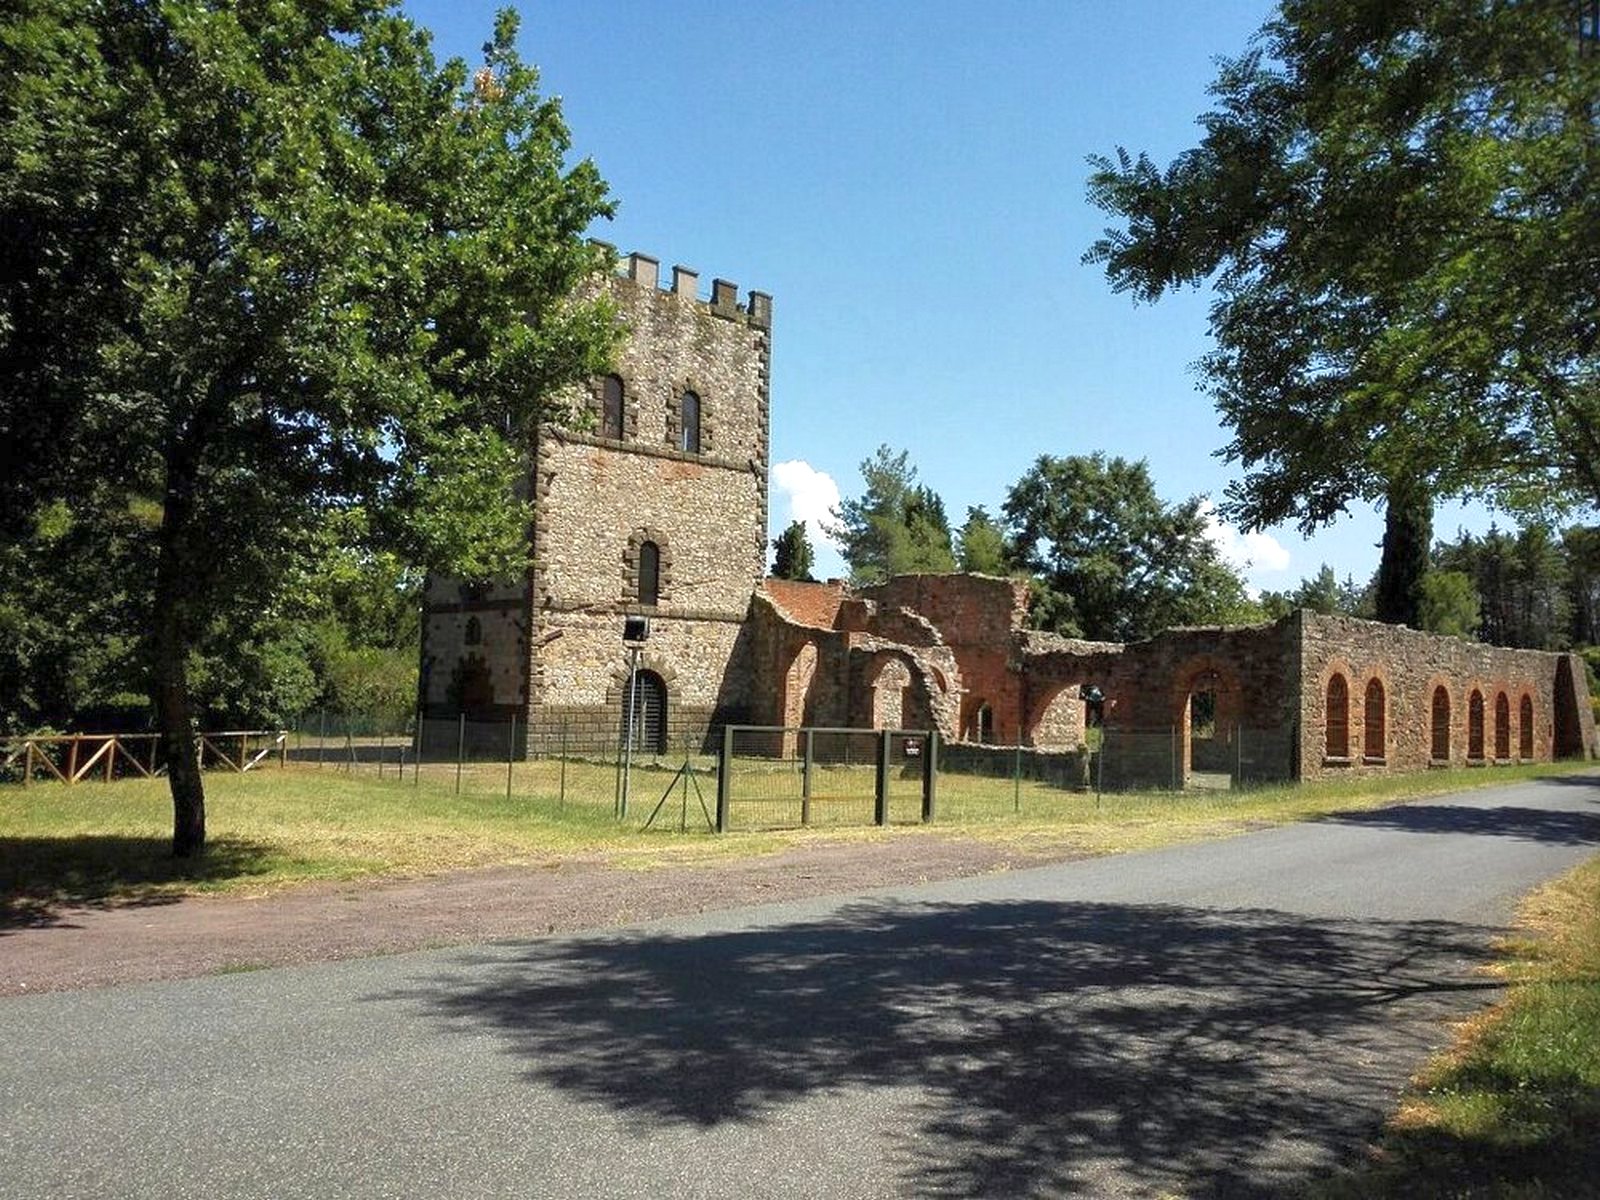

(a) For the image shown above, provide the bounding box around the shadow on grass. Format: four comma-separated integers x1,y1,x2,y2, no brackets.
0,835,281,930
1324,804,1600,846
383,899,1506,1198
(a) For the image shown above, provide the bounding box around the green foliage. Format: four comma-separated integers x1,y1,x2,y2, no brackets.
1086,0,1600,608
0,1,617,849
770,520,816,582
1002,453,1252,642
1419,570,1483,639
956,506,1010,575
831,446,956,584
1434,523,1571,649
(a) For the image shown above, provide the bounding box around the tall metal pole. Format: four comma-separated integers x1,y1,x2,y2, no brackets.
455,712,465,795
506,711,516,800
620,647,639,819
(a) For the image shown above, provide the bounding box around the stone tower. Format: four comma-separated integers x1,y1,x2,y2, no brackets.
419,251,772,752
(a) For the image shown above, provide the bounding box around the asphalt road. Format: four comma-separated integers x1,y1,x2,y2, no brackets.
4,773,1600,1199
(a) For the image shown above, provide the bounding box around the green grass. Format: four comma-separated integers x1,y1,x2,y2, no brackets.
1,757,1593,922
1308,853,1600,1199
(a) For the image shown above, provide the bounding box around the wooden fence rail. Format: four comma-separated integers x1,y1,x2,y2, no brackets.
0,731,287,787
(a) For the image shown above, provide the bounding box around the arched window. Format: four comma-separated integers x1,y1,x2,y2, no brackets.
679,390,701,453
621,669,667,755
464,616,482,646
1520,695,1535,759
1325,673,1349,758
970,702,994,744
1363,678,1385,760
1468,689,1485,760
1431,686,1451,761
637,540,660,606
1494,692,1510,760
601,375,624,440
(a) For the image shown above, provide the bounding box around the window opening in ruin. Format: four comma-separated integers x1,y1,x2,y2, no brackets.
1363,678,1385,760
638,540,660,606
976,703,994,744
680,390,701,453
1431,686,1451,760
1520,695,1535,758
602,375,624,440
1190,688,1217,740
1325,673,1349,758
464,616,482,646
1468,689,1485,760
621,669,667,756
1494,692,1511,759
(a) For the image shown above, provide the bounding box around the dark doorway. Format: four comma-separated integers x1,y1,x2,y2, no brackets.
622,669,668,755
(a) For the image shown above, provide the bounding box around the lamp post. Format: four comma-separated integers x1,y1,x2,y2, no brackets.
617,616,650,819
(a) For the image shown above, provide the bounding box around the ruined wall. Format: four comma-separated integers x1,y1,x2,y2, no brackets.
1297,612,1593,778
863,574,1030,743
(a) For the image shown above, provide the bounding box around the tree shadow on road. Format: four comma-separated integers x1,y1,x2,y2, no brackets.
1323,804,1600,846
384,899,1504,1197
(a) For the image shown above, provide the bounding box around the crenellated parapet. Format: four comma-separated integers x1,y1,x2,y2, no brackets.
590,241,772,329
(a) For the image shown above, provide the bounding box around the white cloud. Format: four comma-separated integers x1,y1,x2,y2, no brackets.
771,459,844,551
1199,501,1291,585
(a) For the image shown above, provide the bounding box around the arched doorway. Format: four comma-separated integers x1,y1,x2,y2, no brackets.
621,669,667,755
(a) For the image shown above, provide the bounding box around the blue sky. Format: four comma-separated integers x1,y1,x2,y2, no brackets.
404,0,1510,591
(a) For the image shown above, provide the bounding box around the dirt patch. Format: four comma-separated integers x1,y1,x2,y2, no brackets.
0,835,1085,996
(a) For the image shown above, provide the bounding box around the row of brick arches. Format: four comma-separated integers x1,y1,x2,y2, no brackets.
1325,674,1536,764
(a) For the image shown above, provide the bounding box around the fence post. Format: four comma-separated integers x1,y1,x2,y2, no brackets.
455,712,465,795
801,728,813,827
318,709,326,768
378,731,386,779
414,704,423,789
506,712,516,801
22,740,32,788
66,736,79,787
1013,742,1021,814
559,717,568,806
922,730,938,823
875,730,890,827
279,731,288,770
105,737,116,783
715,725,733,833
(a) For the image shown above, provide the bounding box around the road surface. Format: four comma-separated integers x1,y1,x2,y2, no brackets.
4,773,1599,1198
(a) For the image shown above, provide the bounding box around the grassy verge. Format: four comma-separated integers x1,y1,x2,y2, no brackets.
1309,853,1600,1198
1,758,1593,918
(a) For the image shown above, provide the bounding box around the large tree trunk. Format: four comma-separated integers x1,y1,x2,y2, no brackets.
1374,475,1432,627
153,427,206,858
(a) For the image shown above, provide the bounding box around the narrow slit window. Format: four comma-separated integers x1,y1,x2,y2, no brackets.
1520,695,1535,759
1468,690,1485,760
679,390,701,453
637,540,660,606
602,375,624,440
1431,687,1451,760
1494,692,1510,760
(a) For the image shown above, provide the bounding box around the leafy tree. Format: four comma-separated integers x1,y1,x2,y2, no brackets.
771,520,816,582
1085,1,1600,628
1002,453,1252,642
1419,570,1482,639
830,446,956,584
1433,523,1570,649
0,2,617,854
956,506,1010,575
1564,525,1600,646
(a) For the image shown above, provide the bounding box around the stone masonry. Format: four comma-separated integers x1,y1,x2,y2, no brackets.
419,248,1594,780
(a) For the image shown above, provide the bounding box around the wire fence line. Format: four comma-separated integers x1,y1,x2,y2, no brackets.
5,710,1298,833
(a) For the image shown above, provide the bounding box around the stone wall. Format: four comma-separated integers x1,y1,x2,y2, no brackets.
1296,611,1594,778
521,253,771,754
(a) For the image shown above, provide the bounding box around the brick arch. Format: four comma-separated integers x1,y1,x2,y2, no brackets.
1425,675,1454,763
1493,687,1512,760
1171,656,1246,782
865,652,916,730
1518,688,1537,760
779,640,820,728
605,652,679,703
1361,673,1388,762
1025,680,1088,750
622,528,672,606
1467,684,1487,761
